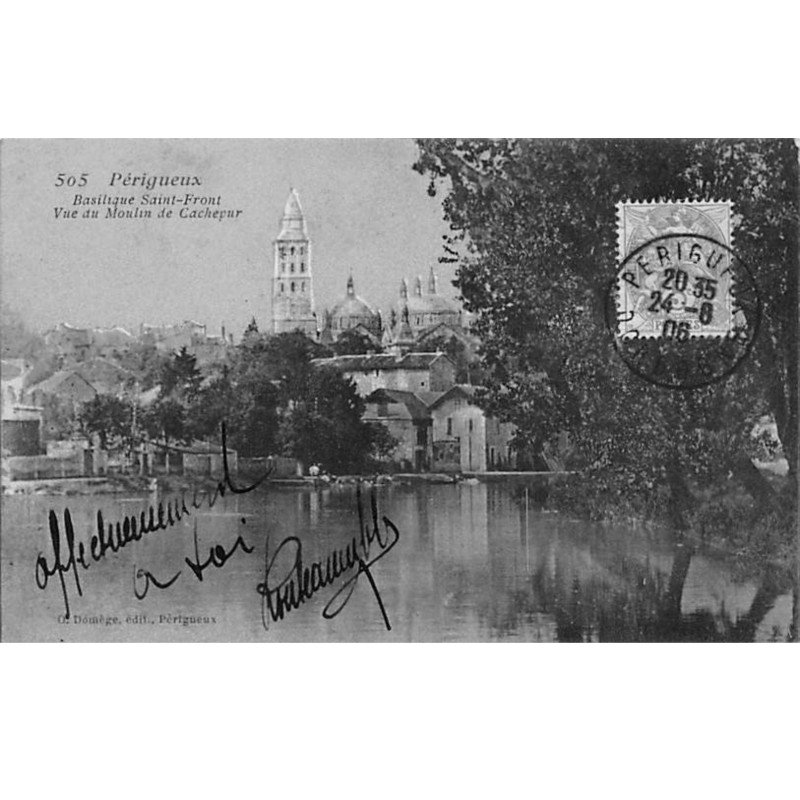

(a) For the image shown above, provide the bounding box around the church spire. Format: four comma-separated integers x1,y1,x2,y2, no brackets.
272,189,316,336
414,276,423,297
428,265,438,294
346,273,355,296
391,304,416,355
277,188,307,240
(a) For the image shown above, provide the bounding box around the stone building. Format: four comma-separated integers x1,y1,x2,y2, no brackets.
362,388,432,472
139,320,230,365
27,370,97,408
75,357,133,395
140,320,206,352
386,268,462,341
1,359,43,456
320,274,382,343
312,352,456,395
429,385,516,473
266,191,468,353
44,323,91,362
90,326,134,359
44,324,137,362
271,189,317,336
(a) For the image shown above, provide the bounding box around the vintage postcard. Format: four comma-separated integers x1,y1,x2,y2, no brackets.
1,138,797,642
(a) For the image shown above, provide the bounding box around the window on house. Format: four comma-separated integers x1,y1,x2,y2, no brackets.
290,263,295,273
290,246,295,255
291,282,296,292
280,283,285,292
300,262,305,272
447,418,452,436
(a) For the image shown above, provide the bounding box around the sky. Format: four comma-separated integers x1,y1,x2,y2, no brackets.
0,139,455,338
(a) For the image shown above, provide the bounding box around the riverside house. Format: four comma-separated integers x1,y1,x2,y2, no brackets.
312,352,456,396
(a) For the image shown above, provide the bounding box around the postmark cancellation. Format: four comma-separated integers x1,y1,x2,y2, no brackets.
615,200,740,340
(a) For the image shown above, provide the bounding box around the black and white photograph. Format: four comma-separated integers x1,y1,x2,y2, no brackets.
2,6,800,799
2,138,797,643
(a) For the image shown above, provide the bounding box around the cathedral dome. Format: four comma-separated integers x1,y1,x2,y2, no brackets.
423,294,460,313
329,275,381,335
394,269,461,332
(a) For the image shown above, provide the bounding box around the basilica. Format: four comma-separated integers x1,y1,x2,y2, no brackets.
270,189,468,351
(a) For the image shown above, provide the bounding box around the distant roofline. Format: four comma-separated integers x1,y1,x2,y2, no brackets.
312,351,455,370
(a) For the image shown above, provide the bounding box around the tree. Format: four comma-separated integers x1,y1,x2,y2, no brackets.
421,331,482,384
141,398,189,447
332,326,382,356
189,366,281,457
260,331,331,403
414,139,797,534
117,341,169,390
242,317,260,342
277,366,388,473
78,395,133,449
159,347,202,401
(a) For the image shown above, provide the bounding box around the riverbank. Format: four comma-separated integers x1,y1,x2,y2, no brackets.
3,468,576,497
4,467,793,576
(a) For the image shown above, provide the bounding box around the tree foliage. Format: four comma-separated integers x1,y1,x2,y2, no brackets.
183,331,387,467
78,395,133,450
159,347,202,402
421,331,482,384
414,139,798,532
332,326,382,356
141,398,190,446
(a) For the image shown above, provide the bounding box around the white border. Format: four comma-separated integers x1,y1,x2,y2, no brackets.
2,2,799,799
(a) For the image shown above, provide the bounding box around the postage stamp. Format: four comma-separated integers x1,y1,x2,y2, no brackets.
615,201,737,339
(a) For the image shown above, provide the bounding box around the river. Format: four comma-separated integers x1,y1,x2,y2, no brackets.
1,480,794,642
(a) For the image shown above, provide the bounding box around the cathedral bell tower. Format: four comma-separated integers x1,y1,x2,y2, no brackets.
272,189,317,336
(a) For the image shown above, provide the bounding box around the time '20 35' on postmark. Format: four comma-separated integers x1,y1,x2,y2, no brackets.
609,200,761,390
615,200,738,340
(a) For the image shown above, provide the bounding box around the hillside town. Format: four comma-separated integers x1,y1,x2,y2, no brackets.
2,190,535,485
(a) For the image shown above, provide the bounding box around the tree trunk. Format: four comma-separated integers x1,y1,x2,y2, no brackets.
792,530,800,642
666,460,693,530
732,571,784,641
664,543,693,628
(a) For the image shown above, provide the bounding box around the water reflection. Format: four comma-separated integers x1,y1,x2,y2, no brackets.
0,481,794,641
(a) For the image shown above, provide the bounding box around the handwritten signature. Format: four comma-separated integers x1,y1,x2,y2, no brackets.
257,482,400,631
34,424,269,618
133,520,254,600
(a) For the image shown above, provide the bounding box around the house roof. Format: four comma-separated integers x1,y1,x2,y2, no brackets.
415,391,446,408
29,370,97,396
416,321,478,347
312,352,454,373
428,384,480,410
77,356,134,377
364,388,431,421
